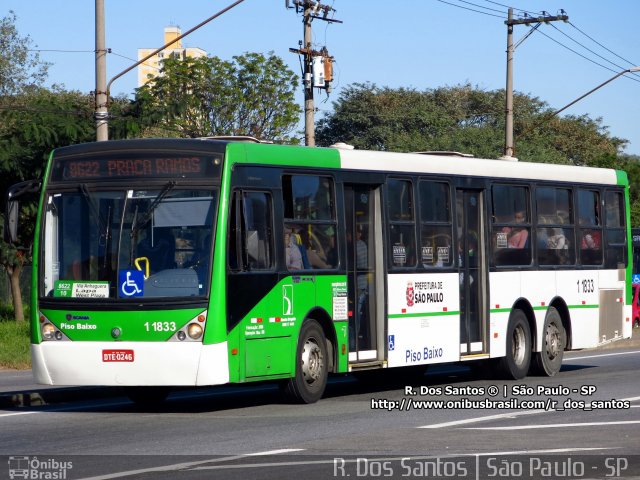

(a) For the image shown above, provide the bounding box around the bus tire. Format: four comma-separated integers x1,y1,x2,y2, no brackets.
498,309,531,380
283,319,328,404
125,386,171,406
532,307,565,377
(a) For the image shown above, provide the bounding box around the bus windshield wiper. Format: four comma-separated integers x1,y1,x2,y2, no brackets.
80,183,109,246
130,180,177,237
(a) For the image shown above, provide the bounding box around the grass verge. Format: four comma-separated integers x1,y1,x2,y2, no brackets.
0,319,31,370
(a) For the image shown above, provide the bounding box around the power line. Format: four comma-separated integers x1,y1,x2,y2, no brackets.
549,23,631,74
435,0,505,19
109,51,139,64
27,49,94,53
481,0,537,16
455,0,505,14
533,28,640,84
568,20,639,68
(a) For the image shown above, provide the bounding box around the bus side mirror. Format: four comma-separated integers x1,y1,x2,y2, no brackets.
4,198,19,244
4,180,41,245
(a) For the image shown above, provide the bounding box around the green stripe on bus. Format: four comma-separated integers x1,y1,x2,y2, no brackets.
388,311,460,319
228,142,341,169
490,305,599,314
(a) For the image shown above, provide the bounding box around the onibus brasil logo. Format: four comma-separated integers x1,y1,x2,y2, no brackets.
8,456,72,479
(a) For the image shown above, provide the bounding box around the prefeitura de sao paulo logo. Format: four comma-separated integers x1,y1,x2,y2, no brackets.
406,281,414,307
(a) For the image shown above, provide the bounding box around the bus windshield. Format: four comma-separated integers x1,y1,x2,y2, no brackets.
42,186,217,301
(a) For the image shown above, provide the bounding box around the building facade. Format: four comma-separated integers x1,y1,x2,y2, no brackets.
137,26,207,87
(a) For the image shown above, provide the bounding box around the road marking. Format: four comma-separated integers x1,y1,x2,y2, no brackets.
244,449,305,456
466,420,640,430
78,450,307,480
418,409,547,429
565,350,640,361
0,411,41,418
417,395,640,429
473,447,612,455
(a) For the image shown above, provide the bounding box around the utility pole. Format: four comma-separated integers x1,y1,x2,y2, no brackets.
504,8,514,159
303,2,314,147
503,8,568,159
95,0,108,141
287,1,341,146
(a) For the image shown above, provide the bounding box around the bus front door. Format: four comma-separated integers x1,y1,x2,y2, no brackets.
456,189,488,356
345,184,383,364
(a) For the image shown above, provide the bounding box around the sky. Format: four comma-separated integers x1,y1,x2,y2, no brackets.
5,0,640,155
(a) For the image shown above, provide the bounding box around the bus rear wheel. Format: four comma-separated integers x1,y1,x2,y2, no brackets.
532,307,565,377
498,309,531,380
283,319,328,404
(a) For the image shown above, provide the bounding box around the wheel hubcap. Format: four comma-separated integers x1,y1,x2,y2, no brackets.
545,323,561,360
512,325,526,366
301,337,324,385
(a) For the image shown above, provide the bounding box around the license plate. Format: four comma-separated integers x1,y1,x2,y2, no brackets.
102,349,134,362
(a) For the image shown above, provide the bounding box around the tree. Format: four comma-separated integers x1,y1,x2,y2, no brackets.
0,12,50,321
0,12,48,96
316,83,625,165
0,88,101,320
134,52,302,142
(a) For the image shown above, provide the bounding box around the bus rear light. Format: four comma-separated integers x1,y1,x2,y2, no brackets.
187,323,203,340
42,323,55,340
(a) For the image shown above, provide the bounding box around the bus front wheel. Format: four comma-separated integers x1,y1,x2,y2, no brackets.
532,307,565,377
498,309,531,380
283,319,328,404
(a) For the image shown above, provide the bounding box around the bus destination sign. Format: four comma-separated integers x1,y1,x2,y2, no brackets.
51,154,220,181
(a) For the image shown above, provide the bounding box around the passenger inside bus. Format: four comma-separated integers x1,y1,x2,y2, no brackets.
505,210,528,248
284,226,304,270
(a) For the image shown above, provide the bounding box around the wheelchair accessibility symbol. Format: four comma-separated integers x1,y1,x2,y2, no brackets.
119,270,144,298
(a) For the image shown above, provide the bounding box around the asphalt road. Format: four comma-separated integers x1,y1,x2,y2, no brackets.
1,340,639,480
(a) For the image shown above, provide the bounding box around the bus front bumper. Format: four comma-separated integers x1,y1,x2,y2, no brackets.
31,341,229,387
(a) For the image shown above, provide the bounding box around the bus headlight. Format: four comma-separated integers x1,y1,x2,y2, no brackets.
187,323,203,340
42,323,55,340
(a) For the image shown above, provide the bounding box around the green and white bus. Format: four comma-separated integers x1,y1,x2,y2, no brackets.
5,138,632,403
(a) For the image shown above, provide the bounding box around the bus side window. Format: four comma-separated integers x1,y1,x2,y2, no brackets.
243,191,274,270
228,190,274,271
535,187,574,266
491,184,532,266
604,190,627,269
577,189,603,266
282,174,338,270
388,178,416,268
419,180,452,268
